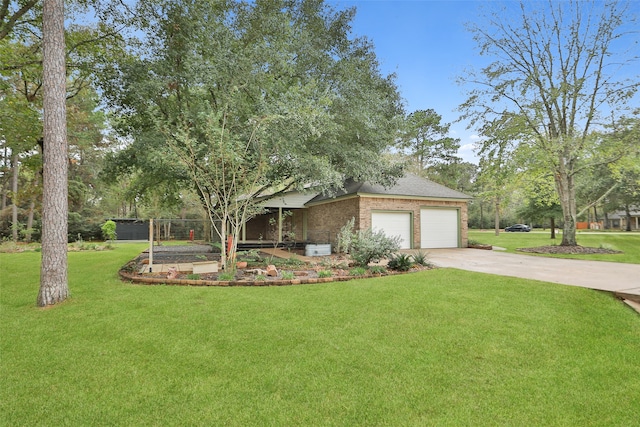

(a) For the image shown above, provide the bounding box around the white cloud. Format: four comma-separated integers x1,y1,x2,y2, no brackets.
458,143,479,164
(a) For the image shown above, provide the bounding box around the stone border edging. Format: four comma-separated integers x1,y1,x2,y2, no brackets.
118,269,392,287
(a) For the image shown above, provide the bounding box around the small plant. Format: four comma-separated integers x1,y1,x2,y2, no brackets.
319,258,348,269
256,274,267,281
368,265,387,275
387,253,414,271
349,267,368,276
317,270,332,278
101,220,117,242
284,256,304,267
243,249,262,262
281,271,295,280
412,250,429,266
218,272,235,281
187,273,201,280
195,254,208,260
121,261,137,273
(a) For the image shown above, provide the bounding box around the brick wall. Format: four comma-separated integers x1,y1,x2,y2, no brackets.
307,196,468,248
307,197,360,245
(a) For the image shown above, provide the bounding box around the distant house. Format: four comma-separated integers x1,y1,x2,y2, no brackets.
606,207,640,230
242,174,472,249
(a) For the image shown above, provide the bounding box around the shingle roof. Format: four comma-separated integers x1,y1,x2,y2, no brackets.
307,173,472,204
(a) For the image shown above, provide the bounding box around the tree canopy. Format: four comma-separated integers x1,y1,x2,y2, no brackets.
101,0,404,266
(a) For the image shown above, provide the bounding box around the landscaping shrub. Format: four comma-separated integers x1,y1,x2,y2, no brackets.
387,253,414,271
349,227,402,267
101,220,117,242
412,250,430,266
336,217,356,254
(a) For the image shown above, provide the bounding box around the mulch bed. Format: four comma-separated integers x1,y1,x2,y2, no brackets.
517,245,622,255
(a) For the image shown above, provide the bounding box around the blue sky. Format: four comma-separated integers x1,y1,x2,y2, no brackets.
332,0,484,163
335,0,640,165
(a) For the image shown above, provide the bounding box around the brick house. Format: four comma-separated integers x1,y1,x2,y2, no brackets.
243,174,472,249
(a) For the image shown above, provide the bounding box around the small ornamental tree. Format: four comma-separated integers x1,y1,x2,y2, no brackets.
101,220,117,242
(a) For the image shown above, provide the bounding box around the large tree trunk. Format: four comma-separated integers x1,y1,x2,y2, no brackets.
625,205,632,232
38,0,69,307
550,217,556,239
554,167,578,246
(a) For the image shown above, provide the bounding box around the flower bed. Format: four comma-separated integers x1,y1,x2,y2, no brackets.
120,250,432,287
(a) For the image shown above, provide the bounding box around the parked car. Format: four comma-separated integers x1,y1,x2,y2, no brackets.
505,224,531,232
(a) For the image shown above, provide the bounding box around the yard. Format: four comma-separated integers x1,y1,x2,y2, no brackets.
469,229,640,264
1,241,640,425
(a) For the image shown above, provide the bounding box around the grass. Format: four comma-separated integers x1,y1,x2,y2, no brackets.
469,230,640,264
1,243,640,425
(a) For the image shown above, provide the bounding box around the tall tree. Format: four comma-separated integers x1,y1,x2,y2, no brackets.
398,109,460,174
459,0,639,246
37,0,68,306
102,0,404,266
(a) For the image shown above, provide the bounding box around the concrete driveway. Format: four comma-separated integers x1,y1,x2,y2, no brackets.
424,248,640,299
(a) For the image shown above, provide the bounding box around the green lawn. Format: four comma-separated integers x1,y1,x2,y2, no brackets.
2,244,640,426
469,230,640,264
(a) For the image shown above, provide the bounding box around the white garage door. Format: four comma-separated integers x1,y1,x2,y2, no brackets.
420,209,459,248
371,212,412,249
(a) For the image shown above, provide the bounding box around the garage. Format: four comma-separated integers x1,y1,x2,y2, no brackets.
371,211,412,249
420,208,459,248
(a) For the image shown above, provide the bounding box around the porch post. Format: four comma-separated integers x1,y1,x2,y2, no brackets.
278,207,283,243
148,219,153,273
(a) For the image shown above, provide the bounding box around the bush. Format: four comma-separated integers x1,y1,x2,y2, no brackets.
387,253,414,271
349,228,402,267
101,220,117,242
336,217,356,254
